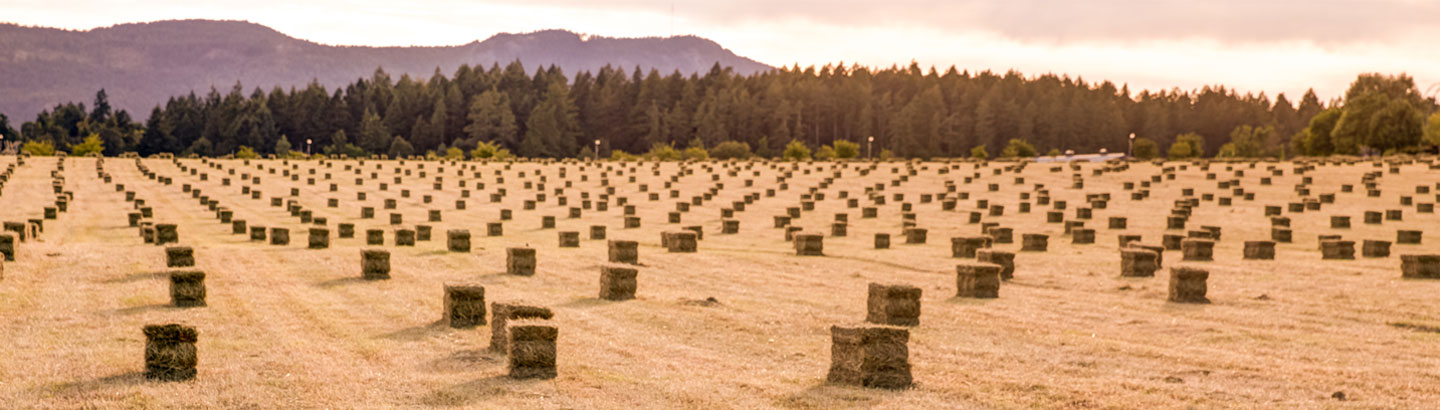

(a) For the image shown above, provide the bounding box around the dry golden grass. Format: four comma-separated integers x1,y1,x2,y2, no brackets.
2,156,1439,409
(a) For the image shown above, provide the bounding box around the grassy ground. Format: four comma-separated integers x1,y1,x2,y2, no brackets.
1,156,1439,409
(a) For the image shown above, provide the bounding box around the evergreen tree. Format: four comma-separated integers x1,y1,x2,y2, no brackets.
464,90,518,148
358,108,390,153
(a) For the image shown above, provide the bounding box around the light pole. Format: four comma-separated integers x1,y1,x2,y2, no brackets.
1128,133,1135,158
867,136,874,159
593,139,601,161
306,139,312,156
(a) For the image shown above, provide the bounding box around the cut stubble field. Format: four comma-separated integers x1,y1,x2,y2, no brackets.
1,155,1439,409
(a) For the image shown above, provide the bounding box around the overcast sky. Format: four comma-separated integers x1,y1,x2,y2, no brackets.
7,0,1440,101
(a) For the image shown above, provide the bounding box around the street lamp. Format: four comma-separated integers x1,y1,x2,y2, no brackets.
1128,133,1135,158
593,139,601,161
306,139,312,155
867,136,875,159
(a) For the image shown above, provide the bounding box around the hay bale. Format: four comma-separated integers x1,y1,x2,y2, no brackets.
794,233,824,256
394,229,416,246
1320,240,1355,260
608,240,638,264
1120,249,1159,277
827,325,911,389
903,228,927,244
1243,241,1275,260
874,233,891,249
231,220,247,235
1271,228,1293,243
169,271,206,307
1168,266,1210,303
269,227,290,246
361,249,390,280
722,219,740,234
416,225,432,241
248,226,266,242
866,283,921,326
665,231,698,253
1108,217,1127,230
1128,244,1166,268
1021,234,1048,252
599,265,638,300
1071,228,1096,244
1331,216,1351,229
1400,254,1440,279
558,231,580,247
155,224,179,245
831,223,848,237
443,284,486,328
507,321,558,379
447,230,471,252
165,246,194,268
143,324,198,381
1362,240,1391,258
1397,230,1423,245
1117,235,1143,248
955,262,1001,298
977,249,1016,280
488,222,504,237
988,227,1013,244
338,223,354,238
500,246,540,276
1181,239,1214,261
307,228,329,249
950,236,989,258
589,225,606,240
489,303,554,352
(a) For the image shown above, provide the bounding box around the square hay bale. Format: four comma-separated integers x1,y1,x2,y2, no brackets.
1271,228,1293,243
1362,240,1391,258
1179,238,1211,260
1117,235,1143,248
827,325,912,389
507,321,558,379
488,222,504,237
269,227,290,246
1398,230,1423,245
1128,244,1166,268
249,226,267,241
1331,215,1351,229
1021,234,1048,252
155,224,179,245
599,265,639,300
416,225,432,241
866,283,921,326
624,216,641,228
361,249,390,280
903,228,927,244
977,249,1015,280
558,231,580,247
165,246,194,267
447,230,471,252
143,324,198,381
794,233,824,256
489,303,554,352
988,227,1013,244
955,262,1002,298
443,284,486,328
231,220,247,235
1108,217,1127,230
389,213,403,225
590,225,607,240
783,226,803,242
1167,216,1186,230
665,231,698,253
1321,240,1355,260
608,240,638,264
1071,228,1096,244
722,219,740,234
874,233,891,249
541,216,556,229
831,223,848,237
1168,266,1210,303
365,229,385,245
1120,249,1159,277
950,236,989,258
1243,241,1276,260
393,229,416,246
1401,254,1440,279
169,271,206,307
507,247,537,275
308,228,330,249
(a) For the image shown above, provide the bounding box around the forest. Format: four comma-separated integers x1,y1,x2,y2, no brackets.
2,62,1437,160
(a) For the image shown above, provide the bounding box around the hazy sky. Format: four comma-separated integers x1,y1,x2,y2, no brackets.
7,0,1440,101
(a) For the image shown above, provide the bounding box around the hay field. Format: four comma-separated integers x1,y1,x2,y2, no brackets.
2,155,1439,409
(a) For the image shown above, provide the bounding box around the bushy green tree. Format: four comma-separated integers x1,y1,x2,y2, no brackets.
1425,112,1440,146
814,145,836,160
324,129,368,158
833,140,860,159
1046,148,1062,156
645,142,683,161
1168,139,1194,159
274,135,292,155
610,150,638,161
1000,139,1036,158
1171,133,1205,158
1331,73,1428,154
1218,125,1272,158
469,140,512,159
388,136,415,158
969,144,988,159
445,146,465,160
23,140,55,156
1132,138,1157,159
234,145,260,159
710,141,751,159
71,133,105,156
783,139,811,161
1298,108,1341,156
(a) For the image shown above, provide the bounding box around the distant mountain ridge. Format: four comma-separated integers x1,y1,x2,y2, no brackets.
0,19,773,121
